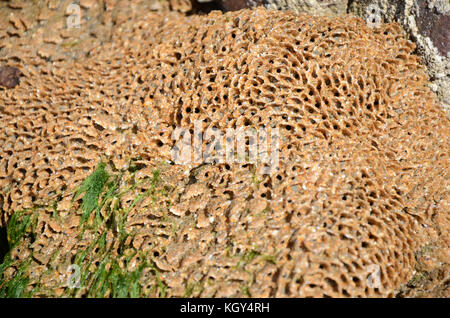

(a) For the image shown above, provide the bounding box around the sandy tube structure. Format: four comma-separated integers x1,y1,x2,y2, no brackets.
0,3,448,297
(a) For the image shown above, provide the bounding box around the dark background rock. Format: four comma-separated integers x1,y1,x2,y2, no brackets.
0,66,22,88
217,0,253,11
416,0,449,57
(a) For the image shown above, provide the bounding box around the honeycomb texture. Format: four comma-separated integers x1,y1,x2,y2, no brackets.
0,5,449,297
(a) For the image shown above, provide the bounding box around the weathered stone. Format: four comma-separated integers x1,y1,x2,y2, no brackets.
0,66,21,88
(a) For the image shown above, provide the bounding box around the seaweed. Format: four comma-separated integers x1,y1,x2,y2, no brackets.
0,209,38,297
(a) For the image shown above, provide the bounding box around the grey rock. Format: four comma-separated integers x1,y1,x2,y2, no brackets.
0,66,21,89
212,0,449,110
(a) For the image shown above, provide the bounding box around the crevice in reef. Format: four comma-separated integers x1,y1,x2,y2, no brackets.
0,226,8,264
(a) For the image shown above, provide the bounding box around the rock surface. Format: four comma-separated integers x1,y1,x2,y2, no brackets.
0,0,447,298
216,0,347,15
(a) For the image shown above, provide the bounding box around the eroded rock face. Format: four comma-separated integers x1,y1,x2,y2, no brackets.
0,5,448,297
